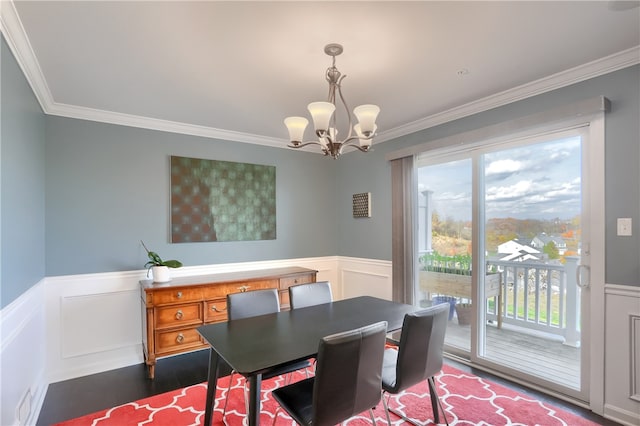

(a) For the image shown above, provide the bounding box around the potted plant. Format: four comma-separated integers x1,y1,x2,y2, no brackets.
455,303,473,325
141,240,182,283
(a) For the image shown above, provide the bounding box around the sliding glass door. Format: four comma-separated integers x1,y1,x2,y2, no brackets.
417,157,473,354
416,127,589,401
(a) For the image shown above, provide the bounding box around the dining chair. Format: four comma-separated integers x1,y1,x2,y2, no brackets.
221,288,311,423
288,281,333,309
380,303,450,426
271,321,388,426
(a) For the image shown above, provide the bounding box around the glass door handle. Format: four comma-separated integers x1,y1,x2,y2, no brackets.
576,264,590,289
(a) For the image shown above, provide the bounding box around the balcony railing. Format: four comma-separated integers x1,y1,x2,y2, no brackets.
419,256,581,347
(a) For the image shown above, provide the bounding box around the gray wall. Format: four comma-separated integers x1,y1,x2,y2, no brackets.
2,33,638,310
1,37,46,309
336,65,640,287
44,116,338,276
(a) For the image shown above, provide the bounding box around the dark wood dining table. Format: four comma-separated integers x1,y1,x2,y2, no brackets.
197,295,417,426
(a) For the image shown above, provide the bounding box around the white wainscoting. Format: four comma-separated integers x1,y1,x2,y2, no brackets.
43,257,342,384
7,256,636,426
603,284,640,426
0,280,47,426
338,257,393,300
45,271,146,383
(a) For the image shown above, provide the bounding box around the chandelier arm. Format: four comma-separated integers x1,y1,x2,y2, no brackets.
342,134,373,145
350,144,371,153
335,76,354,142
287,141,326,149
341,142,371,153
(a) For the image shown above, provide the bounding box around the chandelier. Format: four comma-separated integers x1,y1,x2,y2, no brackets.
284,43,380,159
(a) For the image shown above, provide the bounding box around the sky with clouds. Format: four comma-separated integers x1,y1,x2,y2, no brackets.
417,136,581,221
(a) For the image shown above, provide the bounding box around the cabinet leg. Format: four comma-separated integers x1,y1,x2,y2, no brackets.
146,362,156,379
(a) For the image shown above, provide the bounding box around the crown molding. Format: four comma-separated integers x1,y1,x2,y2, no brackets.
46,102,288,148
376,45,640,143
0,0,56,110
0,0,288,148
2,0,638,148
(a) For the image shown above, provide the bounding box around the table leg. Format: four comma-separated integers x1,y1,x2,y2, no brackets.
203,349,220,426
247,373,262,426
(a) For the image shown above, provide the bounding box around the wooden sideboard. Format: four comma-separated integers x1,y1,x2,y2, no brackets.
140,266,317,378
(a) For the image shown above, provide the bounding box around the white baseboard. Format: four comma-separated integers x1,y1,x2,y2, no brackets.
603,403,640,426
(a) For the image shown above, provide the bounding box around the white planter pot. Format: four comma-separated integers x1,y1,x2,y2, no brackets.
152,265,171,283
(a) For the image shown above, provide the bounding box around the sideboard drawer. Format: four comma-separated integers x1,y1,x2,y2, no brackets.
155,327,203,354
152,288,203,305
156,302,203,329
226,279,278,295
205,299,228,322
201,279,278,298
280,273,315,290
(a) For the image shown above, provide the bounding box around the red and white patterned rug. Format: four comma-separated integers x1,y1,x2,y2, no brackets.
55,364,600,425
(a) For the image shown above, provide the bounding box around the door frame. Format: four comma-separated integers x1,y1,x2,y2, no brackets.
405,97,608,412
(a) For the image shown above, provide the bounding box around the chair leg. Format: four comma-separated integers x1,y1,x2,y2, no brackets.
368,408,377,425
243,379,249,421
427,377,440,424
382,393,393,426
383,380,449,426
221,370,236,421
221,372,254,426
272,406,281,426
385,401,424,425
427,376,449,426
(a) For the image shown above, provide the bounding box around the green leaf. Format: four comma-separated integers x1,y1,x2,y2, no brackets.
162,260,183,268
140,240,182,268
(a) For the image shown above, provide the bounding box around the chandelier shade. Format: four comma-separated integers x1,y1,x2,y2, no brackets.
283,116,308,143
284,43,380,159
307,101,335,135
353,104,380,136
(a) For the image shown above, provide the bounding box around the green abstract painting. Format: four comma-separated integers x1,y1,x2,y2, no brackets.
170,156,276,243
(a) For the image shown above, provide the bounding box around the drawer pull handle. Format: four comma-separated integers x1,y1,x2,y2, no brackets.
176,291,183,299
211,305,227,312
237,285,251,292
176,333,185,344
175,310,183,320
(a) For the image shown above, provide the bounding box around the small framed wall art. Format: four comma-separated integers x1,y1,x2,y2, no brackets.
352,192,372,218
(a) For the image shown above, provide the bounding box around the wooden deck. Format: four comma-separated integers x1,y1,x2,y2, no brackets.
444,320,580,390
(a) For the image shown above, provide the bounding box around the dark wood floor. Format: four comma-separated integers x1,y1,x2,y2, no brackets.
37,349,618,425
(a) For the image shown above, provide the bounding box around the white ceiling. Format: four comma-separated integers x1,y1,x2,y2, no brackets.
2,1,639,148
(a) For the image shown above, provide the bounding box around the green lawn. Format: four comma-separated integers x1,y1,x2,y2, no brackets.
488,290,562,325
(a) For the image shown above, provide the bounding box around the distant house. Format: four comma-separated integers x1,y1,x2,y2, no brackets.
497,239,542,262
531,233,567,255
